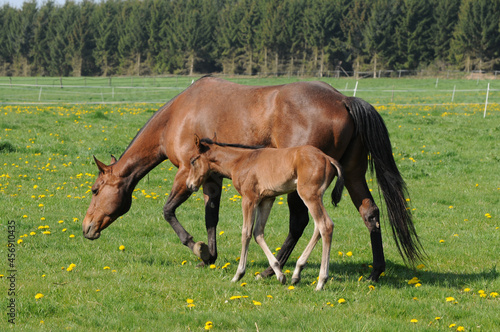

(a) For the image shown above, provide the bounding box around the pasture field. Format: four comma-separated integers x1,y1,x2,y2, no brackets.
0,77,499,331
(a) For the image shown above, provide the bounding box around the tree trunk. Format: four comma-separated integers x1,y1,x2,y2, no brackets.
373,53,377,78
136,53,141,76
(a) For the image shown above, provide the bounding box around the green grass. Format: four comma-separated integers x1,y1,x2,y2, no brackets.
0,78,499,331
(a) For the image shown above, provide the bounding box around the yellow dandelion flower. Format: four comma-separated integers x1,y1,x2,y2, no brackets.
58,220,64,224
30,232,36,236
210,264,216,269
358,276,363,282
368,285,375,291
181,260,187,265
463,288,471,292
230,296,242,300
42,231,51,235
337,298,346,304
408,277,420,284
267,295,273,299
439,239,445,243
219,231,224,235
35,293,44,300
62,228,67,232
17,239,23,244
449,324,456,328
416,264,425,269
478,290,485,294
103,266,110,270
204,321,213,330
415,283,422,288
187,303,195,308
240,282,247,287
338,251,343,256
446,297,455,302
410,319,418,323
456,327,465,332
346,251,353,257
435,317,441,320
288,286,295,290
490,292,499,298
119,245,125,251
252,300,262,306
69,234,75,238
186,299,194,304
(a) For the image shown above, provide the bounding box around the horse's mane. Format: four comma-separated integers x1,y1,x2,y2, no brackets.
200,138,265,150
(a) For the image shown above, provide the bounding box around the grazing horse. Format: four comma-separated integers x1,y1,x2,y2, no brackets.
186,137,345,290
82,76,423,281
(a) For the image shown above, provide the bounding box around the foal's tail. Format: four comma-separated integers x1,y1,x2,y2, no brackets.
344,97,425,265
328,157,345,207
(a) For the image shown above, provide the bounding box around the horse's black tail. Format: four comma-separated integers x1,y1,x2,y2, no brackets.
344,96,425,266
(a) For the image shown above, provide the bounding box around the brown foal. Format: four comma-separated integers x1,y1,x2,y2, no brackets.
186,137,344,290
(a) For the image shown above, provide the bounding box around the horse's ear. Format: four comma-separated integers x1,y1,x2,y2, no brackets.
110,155,117,164
94,156,109,174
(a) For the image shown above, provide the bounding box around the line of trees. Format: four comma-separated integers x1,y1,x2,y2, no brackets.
1,0,499,77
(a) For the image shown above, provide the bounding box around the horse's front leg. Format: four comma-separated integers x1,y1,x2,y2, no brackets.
203,175,223,264
163,167,210,264
260,191,309,278
232,197,256,283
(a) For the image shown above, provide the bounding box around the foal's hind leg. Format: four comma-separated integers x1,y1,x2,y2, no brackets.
260,191,309,278
253,198,286,284
292,198,334,291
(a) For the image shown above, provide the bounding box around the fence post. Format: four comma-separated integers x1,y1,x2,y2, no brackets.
451,85,456,102
353,81,358,97
483,83,490,118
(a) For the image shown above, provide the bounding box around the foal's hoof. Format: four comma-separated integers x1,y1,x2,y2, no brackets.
278,274,286,285
193,241,211,264
291,277,300,285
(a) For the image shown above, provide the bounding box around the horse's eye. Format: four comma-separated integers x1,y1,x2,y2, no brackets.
92,188,99,195
190,157,198,166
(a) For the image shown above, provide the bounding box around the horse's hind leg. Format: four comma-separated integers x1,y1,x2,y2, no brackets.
260,191,309,278
164,167,210,264
343,145,385,281
253,198,286,284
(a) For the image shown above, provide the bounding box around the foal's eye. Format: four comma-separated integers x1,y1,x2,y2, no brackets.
92,188,99,195
190,157,198,166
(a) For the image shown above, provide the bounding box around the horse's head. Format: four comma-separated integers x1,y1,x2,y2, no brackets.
186,135,213,192
82,156,132,240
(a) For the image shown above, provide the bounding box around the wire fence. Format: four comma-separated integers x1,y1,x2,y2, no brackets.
0,76,498,112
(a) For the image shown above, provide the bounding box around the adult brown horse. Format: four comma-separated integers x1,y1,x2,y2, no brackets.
82,76,423,281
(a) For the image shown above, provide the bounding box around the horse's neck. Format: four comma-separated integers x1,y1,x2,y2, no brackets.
210,147,250,179
114,124,166,187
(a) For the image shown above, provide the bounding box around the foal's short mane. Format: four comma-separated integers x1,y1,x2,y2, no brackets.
200,138,265,150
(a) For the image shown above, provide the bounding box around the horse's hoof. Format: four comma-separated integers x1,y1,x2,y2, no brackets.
291,277,300,285
255,274,263,280
193,241,211,264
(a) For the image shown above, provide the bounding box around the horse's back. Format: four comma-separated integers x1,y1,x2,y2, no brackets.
164,77,355,165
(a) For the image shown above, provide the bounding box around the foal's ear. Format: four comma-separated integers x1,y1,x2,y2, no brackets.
94,156,110,174
110,155,117,164
194,134,201,149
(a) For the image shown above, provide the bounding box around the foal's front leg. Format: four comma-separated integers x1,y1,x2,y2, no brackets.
253,198,286,284
232,197,257,283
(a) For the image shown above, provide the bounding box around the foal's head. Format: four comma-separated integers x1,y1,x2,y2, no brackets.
82,156,132,240
186,136,213,192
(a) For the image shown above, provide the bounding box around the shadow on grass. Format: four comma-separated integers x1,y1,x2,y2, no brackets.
246,259,498,289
